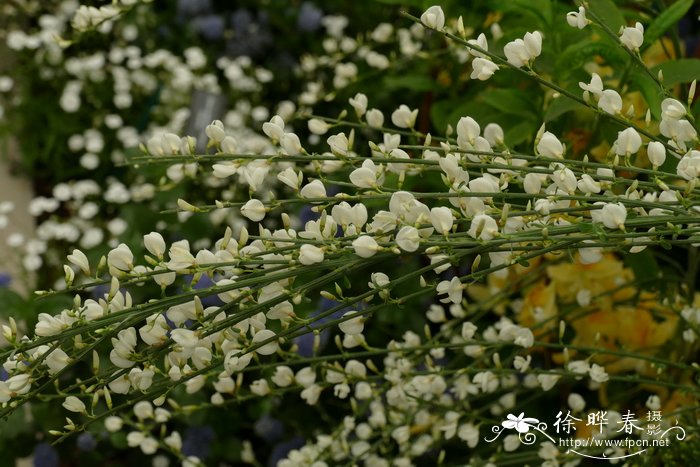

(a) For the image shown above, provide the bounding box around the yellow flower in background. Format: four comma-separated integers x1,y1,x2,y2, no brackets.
546,253,636,306
517,281,558,337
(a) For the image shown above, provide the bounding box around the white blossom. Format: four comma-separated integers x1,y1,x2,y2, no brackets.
241,199,267,222
299,244,324,265
566,7,589,29
353,236,380,258
620,22,644,51
614,127,642,155
647,141,666,168
598,89,622,115
536,132,564,158
390,105,418,129
420,6,445,30
471,58,499,80
395,226,420,252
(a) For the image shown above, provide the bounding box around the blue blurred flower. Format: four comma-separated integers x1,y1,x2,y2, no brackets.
254,414,284,443
76,432,97,452
182,425,215,459
33,443,59,467
297,2,323,32
268,437,305,467
177,0,212,17
192,15,226,41
230,8,254,31
0,273,11,287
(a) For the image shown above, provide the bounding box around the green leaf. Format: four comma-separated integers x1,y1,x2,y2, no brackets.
556,41,627,76
630,71,663,120
503,118,538,146
652,59,700,86
587,0,626,32
384,74,437,92
624,249,659,285
491,0,553,27
643,0,694,51
0,288,31,320
481,89,539,119
544,95,587,121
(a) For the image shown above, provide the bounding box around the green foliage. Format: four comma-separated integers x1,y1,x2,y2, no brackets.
642,0,695,52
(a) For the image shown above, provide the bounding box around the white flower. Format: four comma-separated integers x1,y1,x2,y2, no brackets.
308,118,330,135
436,277,463,304
523,173,544,194
566,7,589,29
661,98,686,120
620,22,644,51
277,167,302,190
327,133,350,156
660,118,697,143
63,396,86,413
108,243,134,271
134,401,154,420
252,329,279,355
350,159,382,188
579,73,604,99
523,31,542,58
262,115,285,143
395,226,420,252
579,242,603,264
430,207,454,234
339,311,364,335
301,384,323,405
171,329,199,349
484,123,504,147
536,132,564,158
647,141,666,168
589,363,609,382
366,108,385,127
552,166,577,193
390,105,418,129
504,31,542,68
144,232,166,258
677,150,700,180
299,244,324,265
272,366,295,387
577,174,601,194
513,355,532,372
471,58,499,80
353,236,380,258
420,5,445,30
504,39,530,68
300,180,327,199
105,416,123,432
220,136,237,154
281,132,303,155
599,203,627,229
456,117,480,148
467,33,489,58
241,199,267,222
614,127,642,155
568,393,586,412
468,214,499,240
503,434,521,452
537,374,560,391
205,120,226,145
598,89,622,115
67,249,90,274
349,93,368,117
